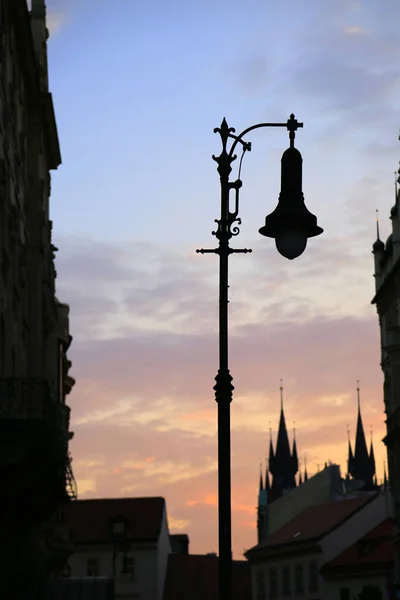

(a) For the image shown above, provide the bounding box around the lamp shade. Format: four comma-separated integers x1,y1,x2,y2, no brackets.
259,146,323,259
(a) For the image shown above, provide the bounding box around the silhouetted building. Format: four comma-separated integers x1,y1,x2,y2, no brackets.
257,383,301,545
0,0,76,596
163,554,251,600
170,534,189,555
266,383,299,500
372,156,400,588
346,384,377,490
256,383,386,546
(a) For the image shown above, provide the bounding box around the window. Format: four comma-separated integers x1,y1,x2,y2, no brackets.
269,568,278,599
87,558,100,577
256,570,265,598
121,556,136,581
282,566,291,595
309,561,319,590
295,563,304,593
339,589,350,600
112,520,126,535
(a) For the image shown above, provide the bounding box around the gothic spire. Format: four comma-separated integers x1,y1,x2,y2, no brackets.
292,422,299,475
298,467,303,486
268,422,275,477
347,424,354,476
369,426,376,478
272,380,296,490
265,469,270,492
304,456,308,482
259,462,264,493
373,210,385,253
352,382,374,486
265,456,270,492
377,209,381,240
384,461,388,487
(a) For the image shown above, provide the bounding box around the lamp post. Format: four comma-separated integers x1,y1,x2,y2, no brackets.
196,114,323,600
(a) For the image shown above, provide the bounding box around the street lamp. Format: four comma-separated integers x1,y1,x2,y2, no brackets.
196,114,323,600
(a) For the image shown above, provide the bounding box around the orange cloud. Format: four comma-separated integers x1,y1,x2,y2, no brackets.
57,235,389,558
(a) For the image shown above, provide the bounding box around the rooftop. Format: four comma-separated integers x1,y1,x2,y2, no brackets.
247,492,378,555
62,497,165,544
322,518,394,574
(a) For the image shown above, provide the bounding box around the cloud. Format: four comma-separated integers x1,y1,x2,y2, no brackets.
55,234,388,557
47,11,64,36
343,25,367,36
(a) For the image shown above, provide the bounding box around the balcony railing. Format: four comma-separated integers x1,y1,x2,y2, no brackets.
0,377,76,503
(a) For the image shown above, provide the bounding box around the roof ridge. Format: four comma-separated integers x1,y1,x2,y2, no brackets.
72,496,165,502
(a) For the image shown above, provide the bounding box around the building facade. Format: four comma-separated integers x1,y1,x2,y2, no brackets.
0,0,76,596
257,385,379,545
247,491,392,600
321,518,394,600
372,160,400,588
62,497,172,600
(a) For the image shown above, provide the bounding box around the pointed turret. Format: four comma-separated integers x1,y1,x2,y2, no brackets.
384,461,388,488
373,210,385,253
298,470,303,486
272,381,296,491
259,463,264,493
257,463,268,543
292,423,299,475
373,210,385,289
369,426,376,479
304,456,308,482
347,425,354,476
265,458,270,492
268,424,275,477
351,382,374,486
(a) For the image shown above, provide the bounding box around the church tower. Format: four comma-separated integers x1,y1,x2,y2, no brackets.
257,466,268,544
256,382,299,541
371,156,400,585
266,382,298,501
346,382,376,488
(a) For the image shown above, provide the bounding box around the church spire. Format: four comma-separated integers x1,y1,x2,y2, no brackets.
347,424,354,477
352,382,374,486
268,422,275,477
292,422,299,475
304,456,308,482
377,209,381,240
373,210,385,253
257,463,268,544
369,425,376,479
272,380,296,491
383,461,388,488
265,458,270,492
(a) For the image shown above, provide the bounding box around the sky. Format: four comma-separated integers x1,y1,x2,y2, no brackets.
39,0,400,558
